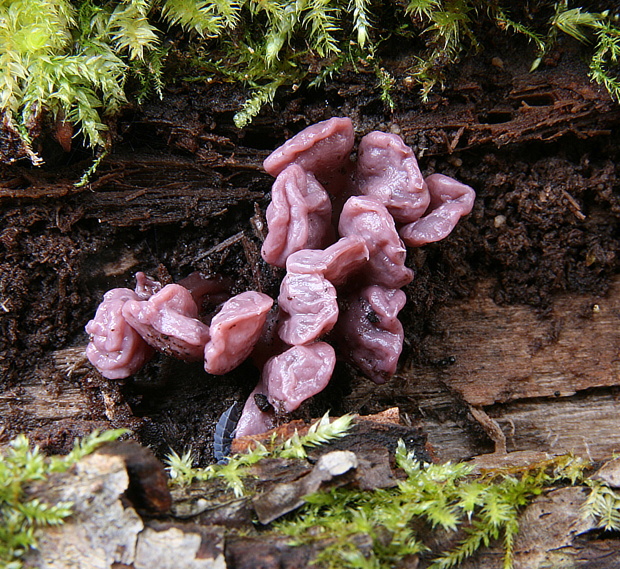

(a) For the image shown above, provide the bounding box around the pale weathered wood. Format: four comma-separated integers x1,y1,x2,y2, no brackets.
490,392,620,460
340,276,620,462
408,276,620,406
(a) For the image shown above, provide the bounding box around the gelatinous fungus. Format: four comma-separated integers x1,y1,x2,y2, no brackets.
85,116,475,443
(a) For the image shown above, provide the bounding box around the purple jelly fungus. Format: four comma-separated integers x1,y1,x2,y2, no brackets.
261,165,334,268
263,117,355,195
177,272,231,312
235,380,276,438
134,272,162,300
122,284,211,362
277,272,338,346
338,196,414,289
356,131,430,224
86,117,475,443
264,342,336,413
204,291,273,375
336,285,407,384
399,173,475,247
85,288,154,380
285,236,369,287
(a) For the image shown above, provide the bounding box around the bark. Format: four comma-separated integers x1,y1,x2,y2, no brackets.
24,428,620,569
1,17,620,567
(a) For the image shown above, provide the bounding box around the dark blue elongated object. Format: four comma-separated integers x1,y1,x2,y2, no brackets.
213,402,242,464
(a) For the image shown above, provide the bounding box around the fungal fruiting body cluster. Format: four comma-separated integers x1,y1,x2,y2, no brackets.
85,117,475,439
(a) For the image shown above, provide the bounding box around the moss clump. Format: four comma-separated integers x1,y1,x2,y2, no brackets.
165,412,355,496
274,446,591,569
0,429,126,569
1,1,619,163
5,419,620,568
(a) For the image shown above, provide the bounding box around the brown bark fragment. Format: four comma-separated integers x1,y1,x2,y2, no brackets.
411,277,620,407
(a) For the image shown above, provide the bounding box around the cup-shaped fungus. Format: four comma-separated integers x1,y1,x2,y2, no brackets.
204,291,273,375
263,117,355,195
85,288,154,380
122,284,211,361
264,342,336,413
339,195,414,289
355,131,430,224
336,285,407,384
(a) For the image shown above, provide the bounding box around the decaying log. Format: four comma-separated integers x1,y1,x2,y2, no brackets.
1,18,619,486
412,277,620,406
3,275,620,464
342,276,620,463
24,420,620,569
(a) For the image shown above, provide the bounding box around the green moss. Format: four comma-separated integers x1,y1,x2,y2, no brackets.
273,448,593,569
163,412,620,569
5,421,620,568
1,0,618,163
0,429,127,569
165,412,355,496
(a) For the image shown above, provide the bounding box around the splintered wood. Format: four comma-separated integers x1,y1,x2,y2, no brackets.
411,277,620,406
398,276,620,461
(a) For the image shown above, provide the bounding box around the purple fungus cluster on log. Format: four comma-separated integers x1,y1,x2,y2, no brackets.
85,274,272,379
237,117,474,436
85,117,475,443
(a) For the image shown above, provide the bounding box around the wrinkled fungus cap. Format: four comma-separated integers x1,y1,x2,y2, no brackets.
399,173,475,247
285,236,369,287
263,117,355,195
356,131,430,224
277,272,339,346
85,288,154,380
339,195,414,289
122,284,211,362
261,164,333,267
265,343,336,413
205,291,273,375
336,285,406,384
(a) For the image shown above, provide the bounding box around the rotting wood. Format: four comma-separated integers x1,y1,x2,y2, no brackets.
407,276,620,406
23,430,620,569
1,27,619,468
4,274,620,463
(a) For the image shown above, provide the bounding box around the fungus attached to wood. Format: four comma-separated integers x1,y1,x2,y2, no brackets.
85,117,475,442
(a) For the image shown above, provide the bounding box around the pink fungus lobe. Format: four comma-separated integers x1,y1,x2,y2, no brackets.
265,342,336,413
134,272,162,300
339,196,414,289
204,291,273,375
122,284,210,362
261,165,333,268
263,117,355,194
356,131,430,223
285,236,369,287
277,272,338,345
400,173,476,247
177,272,231,312
85,288,154,380
235,380,275,438
336,286,406,384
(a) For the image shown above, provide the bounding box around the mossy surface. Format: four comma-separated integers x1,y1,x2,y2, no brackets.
0,429,126,569
1,0,618,163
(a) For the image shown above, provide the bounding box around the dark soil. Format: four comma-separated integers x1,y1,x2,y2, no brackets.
1,25,619,465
